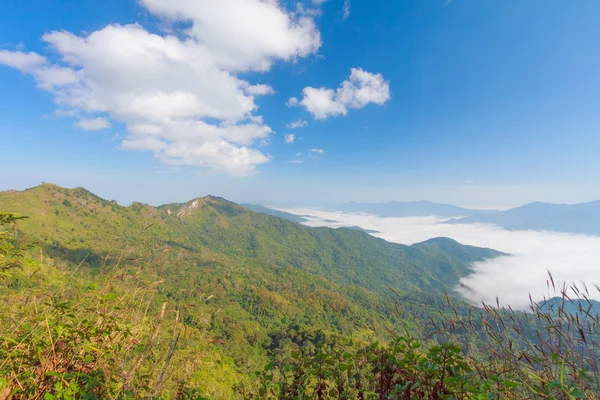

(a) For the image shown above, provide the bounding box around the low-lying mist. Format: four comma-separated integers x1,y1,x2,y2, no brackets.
279,208,600,309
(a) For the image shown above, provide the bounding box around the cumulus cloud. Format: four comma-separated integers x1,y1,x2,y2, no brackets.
75,117,110,131
309,148,324,154
275,208,600,309
0,0,323,176
292,68,390,119
286,119,308,129
284,134,295,144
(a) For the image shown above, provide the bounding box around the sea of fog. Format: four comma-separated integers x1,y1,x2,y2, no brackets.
277,208,600,309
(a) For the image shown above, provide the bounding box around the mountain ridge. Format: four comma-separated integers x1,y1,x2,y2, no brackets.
0,183,502,299
324,200,498,218
446,200,600,235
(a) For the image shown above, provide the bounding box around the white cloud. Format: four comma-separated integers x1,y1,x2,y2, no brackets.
300,87,347,119
286,97,299,107
286,119,308,129
296,152,302,156
284,134,295,144
343,0,350,20
309,148,324,154
289,159,304,164
140,0,321,72
55,109,78,117
296,68,390,119
275,208,600,309
0,51,45,70
0,0,322,176
75,117,110,131
242,83,275,95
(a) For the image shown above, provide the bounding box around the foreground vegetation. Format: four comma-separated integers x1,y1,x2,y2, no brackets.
1,184,599,399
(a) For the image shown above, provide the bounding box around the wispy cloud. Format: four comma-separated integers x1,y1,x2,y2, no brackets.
309,148,324,154
286,119,308,129
289,159,304,164
74,117,110,131
343,0,350,20
285,134,296,144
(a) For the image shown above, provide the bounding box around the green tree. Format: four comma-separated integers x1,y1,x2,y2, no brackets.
0,212,29,276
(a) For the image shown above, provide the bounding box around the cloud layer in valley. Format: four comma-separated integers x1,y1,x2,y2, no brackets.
277,208,600,309
0,0,323,176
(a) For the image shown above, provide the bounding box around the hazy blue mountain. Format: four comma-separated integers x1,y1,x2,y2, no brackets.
328,201,496,218
538,297,600,315
241,203,309,223
446,201,600,235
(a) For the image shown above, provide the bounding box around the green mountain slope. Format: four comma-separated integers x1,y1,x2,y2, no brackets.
0,184,505,397
5,185,597,399
1,184,501,299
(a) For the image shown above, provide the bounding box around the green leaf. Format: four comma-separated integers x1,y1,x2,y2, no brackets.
570,388,585,398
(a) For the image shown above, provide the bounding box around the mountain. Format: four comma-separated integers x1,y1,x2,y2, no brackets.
337,225,381,234
328,200,497,218
240,203,309,223
0,184,502,300
538,297,600,315
446,200,600,235
4,184,595,399
0,184,505,398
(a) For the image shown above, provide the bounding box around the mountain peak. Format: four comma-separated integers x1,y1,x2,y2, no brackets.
160,194,245,218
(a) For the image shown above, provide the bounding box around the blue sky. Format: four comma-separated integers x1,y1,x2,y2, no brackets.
1,0,599,207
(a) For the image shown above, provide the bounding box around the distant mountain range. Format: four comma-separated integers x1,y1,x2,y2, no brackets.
242,204,381,234
446,201,600,236
241,203,309,223
226,199,600,237
326,201,496,218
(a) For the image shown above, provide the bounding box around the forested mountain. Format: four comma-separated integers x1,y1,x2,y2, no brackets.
0,185,500,389
0,184,500,298
328,200,496,217
446,200,600,235
2,184,598,399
